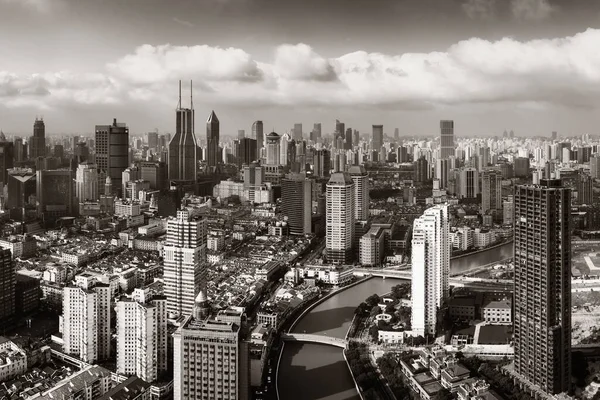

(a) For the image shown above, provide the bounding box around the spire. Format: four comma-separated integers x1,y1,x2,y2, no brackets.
190,80,193,110
177,80,182,109
207,110,219,123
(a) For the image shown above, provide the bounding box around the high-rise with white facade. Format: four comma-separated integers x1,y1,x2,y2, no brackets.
411,204,450,337
265,132,281,165
326,172,355,264
75,162,99,202
348,165,369,221
116,288,167,383
62,274,111,363
163,209,208,319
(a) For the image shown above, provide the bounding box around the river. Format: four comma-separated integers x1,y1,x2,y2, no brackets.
276,241,513,400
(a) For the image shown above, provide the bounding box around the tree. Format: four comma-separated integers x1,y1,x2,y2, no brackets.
433,388,453,400
369,325,379,342
370,305,381,317
365,294,380,307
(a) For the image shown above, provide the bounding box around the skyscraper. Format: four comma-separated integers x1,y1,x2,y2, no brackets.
62,275,111,363
293,123,303,141
414,156,429,183
345,128,353,150
577,172,593,205
0,249,15,323
334,120,345,149
313,123,322,141
169,81,198,182
236,138,257,168
0,141,14,185
116,288,167,383
36,169,76,221
265,132,281,165
411,204,450,337
163,209,207,318
372,125,383,160
252,120,264,149
591,154,600,179
95,118,129,196
14,137,25,163
394,128,399,141
348,165,369,221
30,118,46,159
326,172,355,264
513,179,571,395
147,131,159,150
435,159,449,189
282,173,312,235
514,157,530,178
279,133,290,166
440,120,454,159
458,167,479,199
206,111,220,170
481,170,502,213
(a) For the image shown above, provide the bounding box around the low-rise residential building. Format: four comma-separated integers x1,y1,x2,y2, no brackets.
256,312,277,327
0,234,37,259
448,297,477,321
481,299,512,323
378,330,406,344
35,365,113,400
297,265,354,285
0,337,27,382
457,379,502,400
472,229,496,248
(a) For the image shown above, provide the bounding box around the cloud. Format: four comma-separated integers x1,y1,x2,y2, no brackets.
173,17,195,28
462,0,496,20
0,0,59,13
4,29,600,111
510,0,556,21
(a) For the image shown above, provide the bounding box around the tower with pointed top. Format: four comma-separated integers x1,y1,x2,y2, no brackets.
30,117,46,159
168,81,198,182
206,111,220,171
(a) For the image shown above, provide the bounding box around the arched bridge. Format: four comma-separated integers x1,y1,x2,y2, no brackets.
281,333,348,349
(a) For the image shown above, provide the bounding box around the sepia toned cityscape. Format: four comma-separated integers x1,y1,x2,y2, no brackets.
1,0,600,400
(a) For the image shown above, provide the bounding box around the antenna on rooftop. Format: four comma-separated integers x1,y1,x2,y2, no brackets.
177,80,182,109
190,80,193,110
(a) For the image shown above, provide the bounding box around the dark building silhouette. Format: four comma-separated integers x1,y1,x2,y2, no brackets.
440,120,454,159
372,125,383,161
36,169,76,223
0,140,14,185
15,274,40,315
30,118,46,159
513,179,571,395
0,249,15,323
282,173,312,235
140,161,168,191
577,172,593,205
7,168,36,211
414,156,429,183
169,81,198,182
252,120,264,150
514,157,530,178
236,138,257,168
95,118,129,196
206,111,220,171
344,128,353,150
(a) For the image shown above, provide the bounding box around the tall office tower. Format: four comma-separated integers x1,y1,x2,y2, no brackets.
313,123,322,141
62,275,111,363
411,204,450,337
514,157,530,178
591,154,600,179
513,179,571,395
265,132,281,165
478,147,490,170
116,288,167,383
481,170,502,213
252,120,264,149
237,129,245,139
0,250,15,323
458,167,479,199
96,118,129,196
335,120,345,144
236,138,257,168
326,172,355,264
293,123,303,141
435,159,449,189
169,81,198,182
313,149,331,178
397,146,409,163
14,137,25,162
140,161,168,191
173,301,249,400
0,141,14,185
577,172,593,205
551,131,557,140
372,125,383,159
163,209,208,319
206,110,220,170
36,169,75,221
440,120,454,159
345,128,353,150
348,165,369,221
414,156,429,183
147,131,159,150
243,163,264,188
394,128,399,141
280,133,290,165
282,173,312,235
74,142,90,164
75,162,99,202
30,118,46,159
287,139,297,170
7,168,36,211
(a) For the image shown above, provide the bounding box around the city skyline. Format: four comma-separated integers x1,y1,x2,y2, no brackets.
1,0,600,136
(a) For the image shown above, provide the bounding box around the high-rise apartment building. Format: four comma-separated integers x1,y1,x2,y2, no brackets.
14,137,25,163
36,169,76,221
0,141,14,186
514,157,530,178
95,118,129,196
345,128,353,150
440,120,454,159
116,288,167,383
147,131,159,150
414,157,429,183
435,159,449,189
62,274,111,363
481,170,502,213
265,132,281,165
312,123,322,142
173,302,249,400
348,165,369,221
590,154,600,179
326,172,355,264
0,249,15,323
163,209,207,318
281,173,312,235
30,118,46,159
577,172,593,205
459,167,479,199
206,111,220,170
252,120,264,149
411,204,450,336
169,81,198,182
372,125,383,160
513,179,571,395
236,138,257,168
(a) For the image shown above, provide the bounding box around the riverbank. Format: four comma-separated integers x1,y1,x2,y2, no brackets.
450,239,513,260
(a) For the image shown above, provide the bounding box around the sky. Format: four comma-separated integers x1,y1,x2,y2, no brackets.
0,0,600,138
